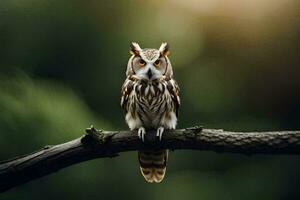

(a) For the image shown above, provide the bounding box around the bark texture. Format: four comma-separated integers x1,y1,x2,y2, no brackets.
1,126,300,192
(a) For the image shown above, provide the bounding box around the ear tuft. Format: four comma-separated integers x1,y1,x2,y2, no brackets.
130,42,142,55
159,42,170,56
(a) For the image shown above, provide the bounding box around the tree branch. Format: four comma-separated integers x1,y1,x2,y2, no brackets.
1,126,300,192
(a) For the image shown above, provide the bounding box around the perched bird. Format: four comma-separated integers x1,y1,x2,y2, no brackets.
121,42,180,183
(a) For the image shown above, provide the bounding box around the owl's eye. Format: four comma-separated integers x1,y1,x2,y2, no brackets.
138,59,146,67
154,60,161,67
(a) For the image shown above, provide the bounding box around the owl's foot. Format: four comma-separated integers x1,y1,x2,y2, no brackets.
156,127,164,141
138,127,146,142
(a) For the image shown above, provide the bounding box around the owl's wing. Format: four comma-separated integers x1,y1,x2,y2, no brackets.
167,79,180,117
121,78,134,113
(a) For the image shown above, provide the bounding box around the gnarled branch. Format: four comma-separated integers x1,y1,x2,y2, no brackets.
1,126,300,192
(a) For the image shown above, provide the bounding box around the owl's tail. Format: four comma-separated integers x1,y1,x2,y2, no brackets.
138,149,168,183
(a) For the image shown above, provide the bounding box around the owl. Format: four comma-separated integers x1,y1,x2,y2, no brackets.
121,42,180,183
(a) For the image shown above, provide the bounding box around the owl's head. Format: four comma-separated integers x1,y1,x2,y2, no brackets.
126,42,173,81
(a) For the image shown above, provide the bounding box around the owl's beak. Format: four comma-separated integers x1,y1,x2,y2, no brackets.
147,69,153,79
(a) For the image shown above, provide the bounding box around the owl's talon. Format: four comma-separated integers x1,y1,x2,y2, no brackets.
138,127,146,142
156,127,164,141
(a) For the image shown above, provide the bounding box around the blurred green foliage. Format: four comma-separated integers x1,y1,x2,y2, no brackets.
0,0,300,199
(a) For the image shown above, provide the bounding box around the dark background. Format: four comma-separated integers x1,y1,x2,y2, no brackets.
1,0,300,199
